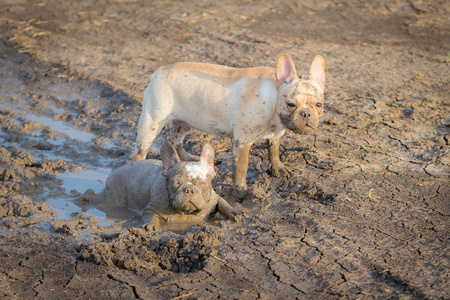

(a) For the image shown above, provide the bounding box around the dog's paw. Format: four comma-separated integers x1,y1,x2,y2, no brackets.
230,209,247,222
270,165,292,178
73,189,95,206
131,153,146,161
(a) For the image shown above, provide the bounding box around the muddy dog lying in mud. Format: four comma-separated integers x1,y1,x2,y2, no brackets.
132,54,326,191
77,142,245,224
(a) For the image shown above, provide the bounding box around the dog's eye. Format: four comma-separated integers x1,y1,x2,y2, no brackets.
315,102,323,108
287,102,296,108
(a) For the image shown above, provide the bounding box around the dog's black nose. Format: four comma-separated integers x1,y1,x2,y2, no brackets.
183,186,195,194
299,110,311,119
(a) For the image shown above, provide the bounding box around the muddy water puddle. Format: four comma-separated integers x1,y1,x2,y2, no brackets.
49,168,112,226
25,114,96,143
1,97,97,143
0,90,139,231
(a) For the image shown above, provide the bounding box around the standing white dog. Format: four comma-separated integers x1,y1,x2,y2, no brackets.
132,54,325,192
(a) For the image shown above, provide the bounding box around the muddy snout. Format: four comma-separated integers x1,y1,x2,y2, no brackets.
299,108,315,120
281,107,319,135
172,183,208,214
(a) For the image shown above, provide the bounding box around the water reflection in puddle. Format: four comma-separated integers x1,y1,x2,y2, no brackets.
48,168,114,227
26,114,96,142
50,168,146,229
1,97,96,143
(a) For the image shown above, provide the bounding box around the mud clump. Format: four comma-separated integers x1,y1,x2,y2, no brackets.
0,195,56,229
51,212,102,236
78,226,223,273
0,146,83,195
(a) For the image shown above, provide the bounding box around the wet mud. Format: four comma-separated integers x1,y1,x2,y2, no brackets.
1,0,449,299
79,226,223,273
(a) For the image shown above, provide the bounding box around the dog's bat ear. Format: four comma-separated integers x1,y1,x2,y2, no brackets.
309,55,326,90
161,141,181,176
200,143,216,176
275,54,298,88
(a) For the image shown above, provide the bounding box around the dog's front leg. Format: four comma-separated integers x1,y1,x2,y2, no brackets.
132,112,160,161
132,107,170,161
267,137,292,177
216,195,246,221
232,140,253,190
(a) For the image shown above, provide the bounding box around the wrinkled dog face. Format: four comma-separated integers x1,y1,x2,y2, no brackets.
274,54,326,136
161,141,217,215
167,163,214,215
278,80,324,135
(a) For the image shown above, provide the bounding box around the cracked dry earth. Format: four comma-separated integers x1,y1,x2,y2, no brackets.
0,0,449,299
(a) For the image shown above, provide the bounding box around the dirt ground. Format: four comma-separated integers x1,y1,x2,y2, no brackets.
0,0,449,299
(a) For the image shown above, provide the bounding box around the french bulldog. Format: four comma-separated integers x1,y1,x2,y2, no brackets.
132,54,325,191
78,142,245,224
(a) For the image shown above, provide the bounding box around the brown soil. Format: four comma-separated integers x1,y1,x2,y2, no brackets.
1,0,449,299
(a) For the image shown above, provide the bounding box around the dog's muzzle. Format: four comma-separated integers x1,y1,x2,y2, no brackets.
171,183,206,214
280,107,319,135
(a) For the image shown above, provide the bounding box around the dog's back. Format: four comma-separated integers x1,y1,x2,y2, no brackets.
145,62,278,137
87,160,168,211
